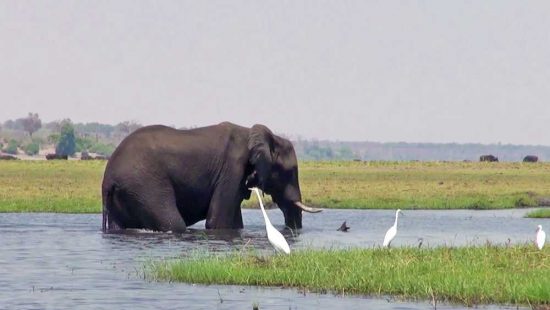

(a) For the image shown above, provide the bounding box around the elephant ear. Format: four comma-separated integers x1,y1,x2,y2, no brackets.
248,124,274,191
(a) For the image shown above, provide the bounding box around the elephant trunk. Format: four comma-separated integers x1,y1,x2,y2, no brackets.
294,201,322,213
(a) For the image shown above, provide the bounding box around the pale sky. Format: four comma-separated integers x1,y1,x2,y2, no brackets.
1,1,550,145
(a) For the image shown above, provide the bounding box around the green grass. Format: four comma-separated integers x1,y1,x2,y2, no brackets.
2,160,550,212
151,245,550,306
297,161,550,210
0,160,106,213
525,208,550,218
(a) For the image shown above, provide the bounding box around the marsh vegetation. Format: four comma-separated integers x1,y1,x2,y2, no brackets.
526,208,550,219
152,245,550,306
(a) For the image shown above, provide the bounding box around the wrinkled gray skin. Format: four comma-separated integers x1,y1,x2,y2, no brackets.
102,122,319,232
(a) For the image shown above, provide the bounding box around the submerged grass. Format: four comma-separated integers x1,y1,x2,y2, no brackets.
525,208,550,219
151,245,550,306
2,160,550,212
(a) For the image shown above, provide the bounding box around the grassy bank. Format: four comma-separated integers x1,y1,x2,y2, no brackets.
2,160,550,212
525,208,550,219
298,161,550,210
151,246,550,306
0,160,106,213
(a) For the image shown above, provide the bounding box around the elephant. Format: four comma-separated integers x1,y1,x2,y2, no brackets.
523,155,538,163
479,154,498,162
101,122,321,232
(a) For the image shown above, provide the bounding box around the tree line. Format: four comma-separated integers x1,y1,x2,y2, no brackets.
0,113,142,157
1,114,548,161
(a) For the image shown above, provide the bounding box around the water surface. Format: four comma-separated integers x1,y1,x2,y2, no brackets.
0,208,543,309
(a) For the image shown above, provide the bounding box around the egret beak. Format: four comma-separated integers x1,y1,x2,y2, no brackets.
248,187,266,199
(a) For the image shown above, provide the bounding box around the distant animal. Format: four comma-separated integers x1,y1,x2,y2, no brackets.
252,187,291,254
0,154,18,160
417,238,424,249
46,153,68,160
523,155,538,163
337,221,350,232
479,155,498,162
383,209,403,248
536,225,546,250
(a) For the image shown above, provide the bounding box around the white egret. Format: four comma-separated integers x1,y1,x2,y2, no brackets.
251,187,291,254
383,209,403,248
536,225,546,250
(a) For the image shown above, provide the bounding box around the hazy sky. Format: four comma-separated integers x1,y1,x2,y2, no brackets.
1,1,550,144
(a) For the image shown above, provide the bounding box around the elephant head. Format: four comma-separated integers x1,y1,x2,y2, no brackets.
247,124,321,229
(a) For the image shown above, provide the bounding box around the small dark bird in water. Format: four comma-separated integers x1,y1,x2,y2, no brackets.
337,221,350,232
418,238,424,248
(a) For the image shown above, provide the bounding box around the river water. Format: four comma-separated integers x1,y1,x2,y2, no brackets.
0,208,544,309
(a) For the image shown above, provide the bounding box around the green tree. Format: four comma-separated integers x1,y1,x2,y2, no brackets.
3,139,19,155
48,133,60,144
24,141,40,155
55,121,76,156
89,142,116,156
75,136,95,152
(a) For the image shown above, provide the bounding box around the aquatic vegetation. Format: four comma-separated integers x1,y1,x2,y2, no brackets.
151,245,550,306
525,208,550,219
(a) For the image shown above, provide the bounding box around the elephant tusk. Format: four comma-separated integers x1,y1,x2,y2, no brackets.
294,201,322,213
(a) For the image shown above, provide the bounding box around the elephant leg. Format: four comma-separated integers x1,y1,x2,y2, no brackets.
116,185,187,232
205,180,244,229
143,191,187,232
